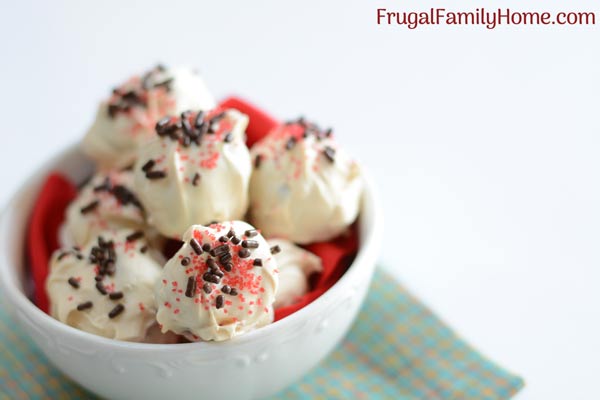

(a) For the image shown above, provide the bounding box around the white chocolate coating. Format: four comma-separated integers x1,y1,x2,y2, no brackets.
250,121,363,244
46,230,163,342
64,169,146,247
155,221,278,342
270,239,322,309
134,108,252,238
83,66,216,170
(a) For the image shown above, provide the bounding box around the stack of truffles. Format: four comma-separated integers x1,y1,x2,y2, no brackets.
46,65,363,342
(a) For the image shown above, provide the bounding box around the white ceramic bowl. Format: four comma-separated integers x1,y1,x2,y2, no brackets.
0,144,382,400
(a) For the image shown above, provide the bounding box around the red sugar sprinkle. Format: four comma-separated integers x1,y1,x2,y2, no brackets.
174,309,180,314
238,306,244,310
162,279,167,285
67,296,73,302
164,302,171,308
139,303,145,311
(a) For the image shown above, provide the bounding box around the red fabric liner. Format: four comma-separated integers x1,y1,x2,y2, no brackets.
26,174,77,313
25,96,358,321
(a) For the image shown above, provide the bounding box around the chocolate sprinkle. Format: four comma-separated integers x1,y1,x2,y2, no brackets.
323,146,336,163
181,257,191,266
185,276,197,298
231,236,241,245
212,269,224,278
227,229,235,238
108,304,125,319
192,172,201,186
202,243,212,252
203,273,220,284
67,277,80,289
203,282,212,294
111,184,144,212
244,229,258,238
221,285,231,294
126,230,144,242
254,154,263,169
146,170,167,180
229,288,238,296
189,238,203,255
155,117,172,136
270,245,281,255
242,240,259,249
285,137,297,150
219,252,232,264
223,132,233,143
213,244,230,255
80,200,100,215
194,111,205,128
76,301,93,311
253,258,263,267
206,258,217,270
238,248,251,259
141,159,155,172
215,295,224,309
109,291,124,300
95,281,108,295
222,262,233,272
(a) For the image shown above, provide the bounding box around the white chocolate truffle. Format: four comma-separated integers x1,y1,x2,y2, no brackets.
63,169,146,247
83,65,216,170
134,108,252,238
155,221,278,342
46,230,162,342
270,239,322,309
250,119,363,244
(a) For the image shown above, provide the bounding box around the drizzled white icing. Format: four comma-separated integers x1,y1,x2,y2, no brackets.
63,169,146,247
83,66,216,170
155,221,278,342
46,230,163,342
250,120,363,244
134,108,252,238
270,239,322,308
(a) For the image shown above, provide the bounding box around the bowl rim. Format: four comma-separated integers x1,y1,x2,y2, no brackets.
0,143,383,352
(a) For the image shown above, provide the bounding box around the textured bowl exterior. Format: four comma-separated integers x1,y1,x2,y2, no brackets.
0,145,382,400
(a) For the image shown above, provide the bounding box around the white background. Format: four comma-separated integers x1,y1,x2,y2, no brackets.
1,1,599,398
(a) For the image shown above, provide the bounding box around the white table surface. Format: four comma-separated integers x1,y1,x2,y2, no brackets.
1,1,599,398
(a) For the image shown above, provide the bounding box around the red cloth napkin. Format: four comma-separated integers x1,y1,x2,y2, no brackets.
26,174,77,313
25,97,358,321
